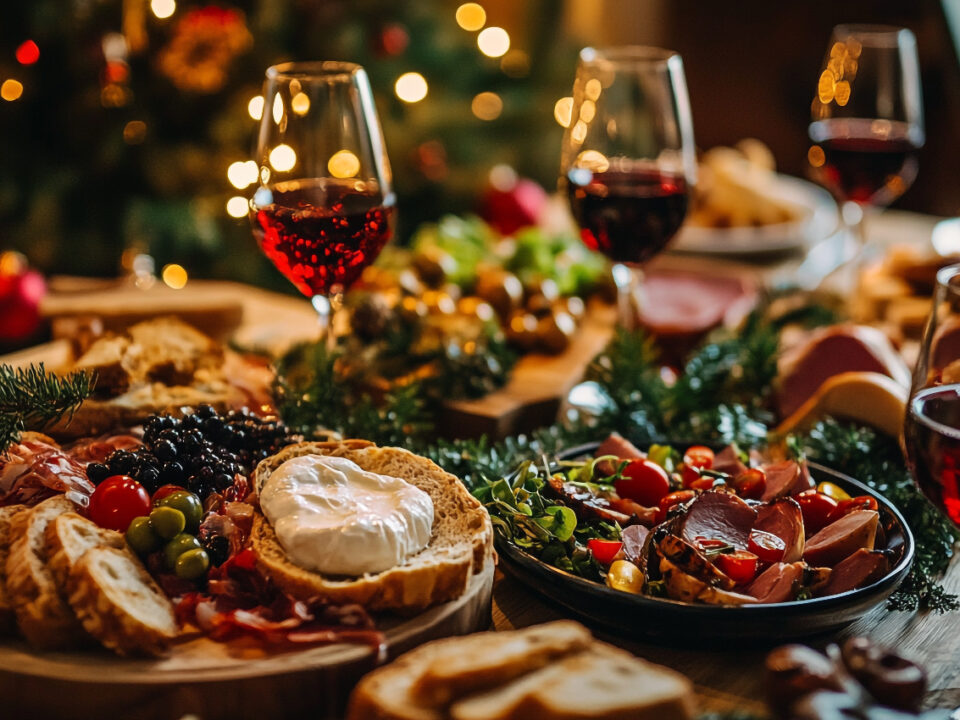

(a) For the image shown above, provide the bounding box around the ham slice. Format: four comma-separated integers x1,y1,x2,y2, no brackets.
803,510,879,567
746,562,805,603
818,549,890,596
755,498,805,562
777,324,911,418
637,270,755,339
680,490,757,550
621,524,650,570
712,445,748,477
595,433,644,460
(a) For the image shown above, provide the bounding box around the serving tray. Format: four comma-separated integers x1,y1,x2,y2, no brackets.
0,559,494,720
496,444,913,644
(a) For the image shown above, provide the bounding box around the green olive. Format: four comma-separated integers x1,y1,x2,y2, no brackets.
157,491,203,533
163,533,202,570
149,506,186,540
125,516,160,555
174,548,211,580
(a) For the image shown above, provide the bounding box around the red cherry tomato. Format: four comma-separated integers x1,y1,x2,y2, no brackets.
827,495,879,523
615,460,670,507
796,490,839,534
587,539,624,565
733,468,767,500
88,476,151,532
689,476,717,491
151,484,187,505
748,529,786,563
654,489,697,523
715,550,760,584
682,446,715,488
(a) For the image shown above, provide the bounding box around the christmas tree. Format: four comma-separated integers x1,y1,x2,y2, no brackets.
0,0,578,291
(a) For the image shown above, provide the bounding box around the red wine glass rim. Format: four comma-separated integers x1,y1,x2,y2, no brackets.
266,61,363,81
832,24,915,47
579,45,680,68
911,385,960,441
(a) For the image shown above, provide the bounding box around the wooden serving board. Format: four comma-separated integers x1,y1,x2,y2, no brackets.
0,560,494,720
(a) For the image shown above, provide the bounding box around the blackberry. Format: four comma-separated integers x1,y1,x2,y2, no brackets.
86,462,111,485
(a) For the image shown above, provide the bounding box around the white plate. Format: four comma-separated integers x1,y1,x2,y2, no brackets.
671,175,838,256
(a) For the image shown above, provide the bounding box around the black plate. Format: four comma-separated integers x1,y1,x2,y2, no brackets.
496,442,914,642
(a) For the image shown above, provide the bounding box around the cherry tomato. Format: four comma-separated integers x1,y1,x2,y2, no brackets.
715,550,760,584
681,446,714,486
615,460,670,507
828,495,879,523
654,489,697,523
152,484,187,505
748,529,786,563
695,537,730,551
689,476,717,491
88,476,151,533
733,468,767,500
587,539,624,565
796,490,839,534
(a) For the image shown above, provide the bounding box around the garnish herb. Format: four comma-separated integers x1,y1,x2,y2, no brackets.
0,364,95,453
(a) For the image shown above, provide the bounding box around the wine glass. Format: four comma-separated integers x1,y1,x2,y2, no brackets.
249,61,394,348
808,25,924,267
559,46,696,330
903,263,960,526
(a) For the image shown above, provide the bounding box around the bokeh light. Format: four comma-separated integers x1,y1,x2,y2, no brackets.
328,150,361,178
225,196,249,219
455,3,486,31
123,120,147,144
553,97,573,127
248,95,264,120
162,263,188,288
1,80,24,102
15,41,39,65
477,27,510,58
150,0,176,19
228,160,258,189
269,144,297,172
395,72,428,103
807,145,825,168
471,92,503,121
291,92,310,116
272,93,284,124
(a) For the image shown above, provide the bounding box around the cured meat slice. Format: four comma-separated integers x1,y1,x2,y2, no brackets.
803,510,879,567
755,498,805,562
658,534,735,590
659,555,757,605
595,433,644,460
818,549,890,596
546,476,632,526
679,490,757,550
621,524,650,569
712,445,748,477
745,562,805,603
760,460,813,501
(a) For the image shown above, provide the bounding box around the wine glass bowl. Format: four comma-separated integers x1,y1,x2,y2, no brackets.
559,46,696,329
807,25,923,230
249,61,394,343
904,263,960,526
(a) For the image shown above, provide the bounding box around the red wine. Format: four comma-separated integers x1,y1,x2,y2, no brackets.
566,169,689,264
808,119,921,205
904,383,960,525
251,178,394,297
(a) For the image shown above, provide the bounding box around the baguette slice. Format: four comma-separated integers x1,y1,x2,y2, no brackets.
45,512,125,591
450,643,695,720
5,495,86,648
251,440,493,613
0,504,28,634
346,621,594,720
65,546,177,657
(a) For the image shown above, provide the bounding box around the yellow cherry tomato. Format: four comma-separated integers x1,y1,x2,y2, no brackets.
817,481,851,502
606,560,644,594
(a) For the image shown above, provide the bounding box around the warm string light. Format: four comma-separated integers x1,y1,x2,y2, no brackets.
227,160,258,189
395,72,428,103
161,263,188,288
328,150,360,178
150,0,176,19
123,120,147,144
269,144,297,172
455,3,486,31
248,95,264,120
225,197,249,218
1,80,23,102
15,41,39,65
553,97,573,127
477,27,510,57
471,92,502,120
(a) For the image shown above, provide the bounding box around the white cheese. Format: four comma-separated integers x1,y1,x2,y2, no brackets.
259,455,434,576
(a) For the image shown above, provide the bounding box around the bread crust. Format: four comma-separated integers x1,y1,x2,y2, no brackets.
45,512,125,592
251,441,493,613
0,504,28,634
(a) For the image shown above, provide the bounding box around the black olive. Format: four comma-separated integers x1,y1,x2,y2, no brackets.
154,439,178,462
86,463,111,484
160,461,185,484
213,473,234,491
196,404,216,419
203,535,230,566
138,465,161,492
109,450,136,475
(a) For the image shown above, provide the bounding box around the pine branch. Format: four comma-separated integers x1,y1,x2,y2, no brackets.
0,364,95,453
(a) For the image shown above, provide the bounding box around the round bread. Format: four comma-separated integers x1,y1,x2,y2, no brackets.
250,440,493,614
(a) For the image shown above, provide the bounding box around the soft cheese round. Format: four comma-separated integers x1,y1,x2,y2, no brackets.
259,454,434,576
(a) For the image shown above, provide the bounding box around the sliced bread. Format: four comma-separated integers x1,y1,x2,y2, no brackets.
65,545,177,656
0,504,28,634
5,495,85,648
346,621,594,720
449,643,695,720
250,440,493,613
45,512,126,591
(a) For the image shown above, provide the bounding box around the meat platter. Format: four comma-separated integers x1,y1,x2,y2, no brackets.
484,440,913,642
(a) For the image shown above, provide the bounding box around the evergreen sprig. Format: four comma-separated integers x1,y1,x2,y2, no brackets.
0,363,95,453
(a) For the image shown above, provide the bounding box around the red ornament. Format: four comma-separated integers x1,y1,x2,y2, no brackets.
0,252,45,342
374,23,409,57
16,40,39,66
479,171,548,235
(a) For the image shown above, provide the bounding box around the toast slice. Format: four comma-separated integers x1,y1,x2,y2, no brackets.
45,512,126,591
65,546,177,656
449,643,695,720
0,504,28,634
5,495,85,648
346,622,594,720
250,440,492,613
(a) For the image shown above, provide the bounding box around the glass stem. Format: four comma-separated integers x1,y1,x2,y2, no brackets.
311,290,344,352
841,200,868,295
612,263,644,331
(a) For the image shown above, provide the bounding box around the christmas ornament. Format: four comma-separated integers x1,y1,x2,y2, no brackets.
0,252,46,343
479,167,548,236
156,6,252,94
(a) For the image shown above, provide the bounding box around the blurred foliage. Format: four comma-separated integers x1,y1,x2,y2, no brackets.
0,0,578,287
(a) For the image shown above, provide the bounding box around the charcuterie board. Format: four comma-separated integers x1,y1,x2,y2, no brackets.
0,559,494,720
